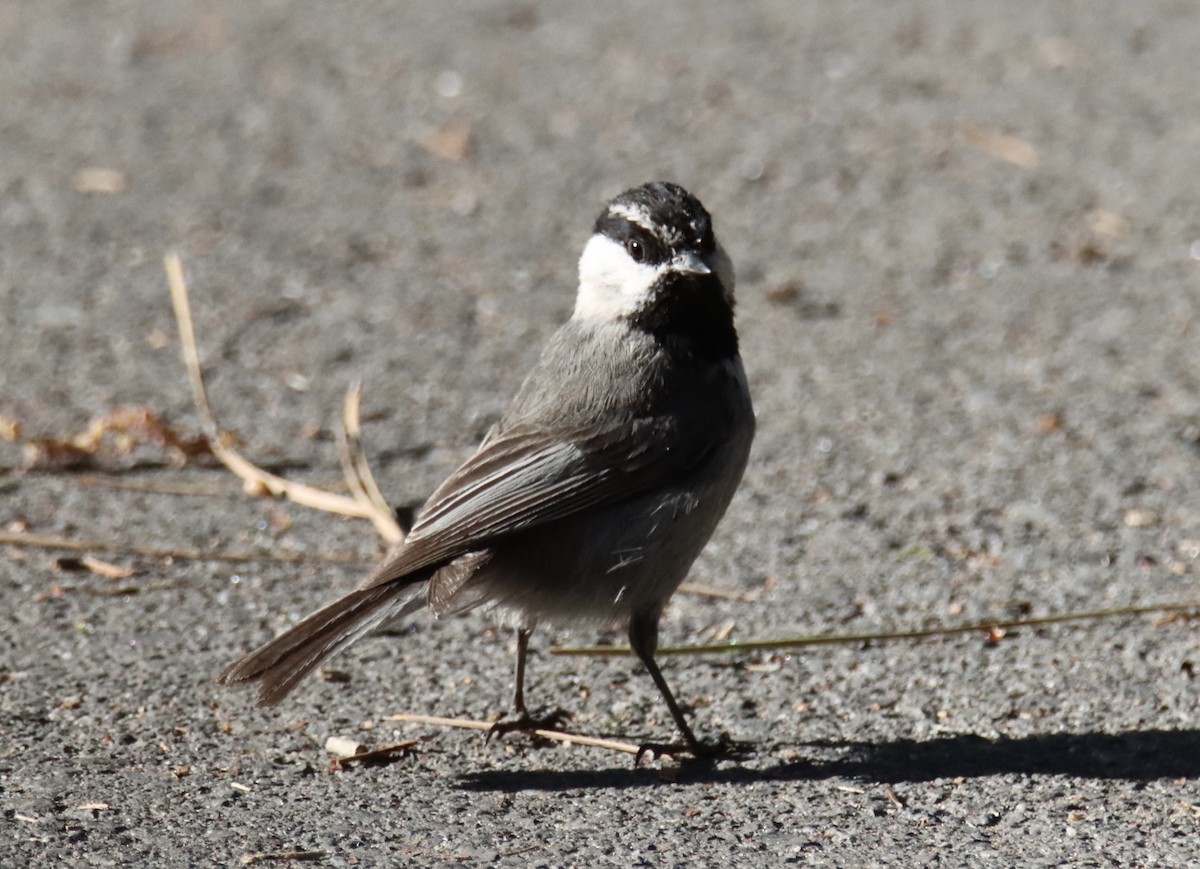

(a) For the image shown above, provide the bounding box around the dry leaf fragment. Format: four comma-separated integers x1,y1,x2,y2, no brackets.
1154,611,1198,629
745,658,784,673
422,120,473,162
24,440,95,470
80,555,136,579
73,167,127,194
107,406,214,463
21,406,213,470
1038,36,1081,69
0,416,20,441
1036,411,1065,434
1124,509,1158,528
1088,209,1130,240
86,585,141,597
329,740,419,770
960,125,1040,168
241,478,269,497
765,282,800,305
764,281,841,319
709,621,737,643
324,736,363,759
1178,540,1200,560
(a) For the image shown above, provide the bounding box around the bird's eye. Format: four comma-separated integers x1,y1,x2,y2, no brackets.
626,238,645,262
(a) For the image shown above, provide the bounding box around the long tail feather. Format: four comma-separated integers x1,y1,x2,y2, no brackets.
217,581,428,706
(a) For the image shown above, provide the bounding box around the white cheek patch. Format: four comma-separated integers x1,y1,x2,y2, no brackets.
574,235,663,322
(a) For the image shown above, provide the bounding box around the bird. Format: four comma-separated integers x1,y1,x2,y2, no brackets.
218,181,755,757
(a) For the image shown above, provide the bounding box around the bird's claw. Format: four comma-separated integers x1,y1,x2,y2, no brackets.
486,708,573,743
634,736,729,766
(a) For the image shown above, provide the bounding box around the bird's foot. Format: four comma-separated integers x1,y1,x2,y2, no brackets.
486,708,573,743
635,735,735,766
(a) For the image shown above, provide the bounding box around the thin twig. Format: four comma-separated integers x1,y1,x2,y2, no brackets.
551,601,1200,657
336,379,403,542
383,712,641,755
164,253,390,527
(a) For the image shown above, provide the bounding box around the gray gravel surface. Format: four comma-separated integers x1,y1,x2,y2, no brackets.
3,2,1200,866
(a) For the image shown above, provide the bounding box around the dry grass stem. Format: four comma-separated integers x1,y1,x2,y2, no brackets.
164,253,402,540
383,712,641,755
552,601,1200,657
337,379,404,542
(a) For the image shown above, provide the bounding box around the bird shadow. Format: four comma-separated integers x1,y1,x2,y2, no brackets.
453,728,1200,792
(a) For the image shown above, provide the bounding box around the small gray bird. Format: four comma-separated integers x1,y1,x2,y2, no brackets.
218,181,755,756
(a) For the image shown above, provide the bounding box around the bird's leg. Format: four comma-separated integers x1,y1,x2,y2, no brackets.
629,611,726,763
487,627,570,741
512,625,532,717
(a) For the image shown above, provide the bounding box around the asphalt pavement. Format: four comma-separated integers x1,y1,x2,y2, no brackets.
3,2,1200,865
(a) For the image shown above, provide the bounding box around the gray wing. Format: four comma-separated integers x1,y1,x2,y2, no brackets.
360,416,723,589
